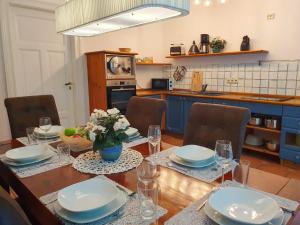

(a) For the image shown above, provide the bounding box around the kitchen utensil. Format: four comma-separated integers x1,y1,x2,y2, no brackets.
57,178,119,213
264,118,280,129
204,198,284,225
266,140,280,152
249,115,262,126
173,66,187,81
245,134,264,146
169,153,215,168
174,145,214,163
240,35,250,51
201,84,208,92
55,189,127,224
199,34,210,53
6,144,48,162
191,72,203,92
188,40,200,54
119,48,131,52
208,187,282,224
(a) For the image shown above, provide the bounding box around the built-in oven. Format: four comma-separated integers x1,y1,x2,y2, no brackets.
106,80,136,114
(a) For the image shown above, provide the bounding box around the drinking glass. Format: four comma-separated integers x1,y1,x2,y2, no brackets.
148,125,161,164
137,180,159,220
57,143,71,165
136,161,158,184
26,127,38,145
232,159,250,186
39,117,52,136
215,140,233,184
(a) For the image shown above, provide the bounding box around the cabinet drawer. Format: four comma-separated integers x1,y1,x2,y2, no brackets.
213,99,240,106
280,148,300,164
143,95,161,99
282,117,300,129
239,102,282,116
283,106,300,117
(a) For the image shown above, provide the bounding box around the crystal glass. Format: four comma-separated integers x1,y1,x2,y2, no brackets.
137,180,159,220
26,127,38,145
57,143,71,165
232,159,250,186
136,161,158,184
39,117,52,134
215,140,233,184
148,125,161,164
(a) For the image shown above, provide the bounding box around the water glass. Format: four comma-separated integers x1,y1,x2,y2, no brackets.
136,161,158,184
26,127,38,145
57,143,71,165
148,125,161,164
39,117,52,133
137,180,159,220
232,159,250,186
215,140,233,184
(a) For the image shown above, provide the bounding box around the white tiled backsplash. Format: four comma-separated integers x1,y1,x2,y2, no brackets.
164,60,300,96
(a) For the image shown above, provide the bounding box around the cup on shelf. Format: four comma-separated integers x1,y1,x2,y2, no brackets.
232,159,250,186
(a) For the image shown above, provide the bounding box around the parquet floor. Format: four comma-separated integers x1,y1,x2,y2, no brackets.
162,131,300,181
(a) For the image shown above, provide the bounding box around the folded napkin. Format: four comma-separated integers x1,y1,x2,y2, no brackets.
34,125,64,136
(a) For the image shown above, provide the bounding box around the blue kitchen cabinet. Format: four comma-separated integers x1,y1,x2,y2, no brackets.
212,99,240,106
166,96,184,133
239,102,282,116
142,95,161,99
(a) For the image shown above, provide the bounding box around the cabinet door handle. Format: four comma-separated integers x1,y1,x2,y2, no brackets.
296,156,300,160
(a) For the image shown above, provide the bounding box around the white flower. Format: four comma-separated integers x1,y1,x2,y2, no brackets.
113,117,130,131
92,125,106,133
85,122,95,131
113,121,122,131
90,109,108,121
119,117,130,127
107,108,120,115
89,131,96,142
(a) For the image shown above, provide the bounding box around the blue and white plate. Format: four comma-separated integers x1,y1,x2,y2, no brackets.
169,153,215,168
54,189,127,224
174,145,214,163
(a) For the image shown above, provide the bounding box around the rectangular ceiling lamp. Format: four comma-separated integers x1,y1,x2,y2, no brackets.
55,0,190,37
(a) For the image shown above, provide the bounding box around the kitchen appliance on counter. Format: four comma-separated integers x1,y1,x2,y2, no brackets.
106,55,136,79
152,78,173,90
170,43,186,56
199,34,210,54
106,80,136,114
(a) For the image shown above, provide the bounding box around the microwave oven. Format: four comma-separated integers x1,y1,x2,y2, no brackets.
152,78,173,90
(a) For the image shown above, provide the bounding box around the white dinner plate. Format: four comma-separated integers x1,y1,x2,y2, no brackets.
125,127,138,137
208,187,282,225
2,148,55,166
34,125,64,137
204,200,284,225
58,178,119,213
169,153,215,168
5,144,49,162
174,145,214,163
55,189,127,224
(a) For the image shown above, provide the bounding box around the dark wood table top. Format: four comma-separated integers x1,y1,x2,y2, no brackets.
0,140,299,225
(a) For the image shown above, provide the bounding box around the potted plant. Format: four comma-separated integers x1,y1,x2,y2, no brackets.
210,37,226,53
84,108,130,161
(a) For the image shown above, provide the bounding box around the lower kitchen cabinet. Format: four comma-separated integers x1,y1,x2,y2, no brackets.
166,96,184,133
142,95,161,99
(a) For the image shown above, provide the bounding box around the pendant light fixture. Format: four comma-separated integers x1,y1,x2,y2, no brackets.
55,0,190,37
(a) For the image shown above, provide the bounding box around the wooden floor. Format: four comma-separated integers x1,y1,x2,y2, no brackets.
162,132,300,181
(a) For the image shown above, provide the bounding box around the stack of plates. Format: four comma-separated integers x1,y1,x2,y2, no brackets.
55,178,127,224
125,127,142,142
3,145,55,166
204,187,284,225
169,145,215,168
34,125,64,139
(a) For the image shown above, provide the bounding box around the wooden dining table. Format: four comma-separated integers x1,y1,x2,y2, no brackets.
0,139,299,225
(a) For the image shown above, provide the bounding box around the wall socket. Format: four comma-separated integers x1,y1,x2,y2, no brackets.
226,79,239,85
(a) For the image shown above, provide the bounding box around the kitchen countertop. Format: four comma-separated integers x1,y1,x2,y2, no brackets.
136,89,300,106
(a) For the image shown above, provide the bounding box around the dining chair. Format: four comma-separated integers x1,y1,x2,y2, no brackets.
125,96,167,137
183,103,250,160
4,95,60,138
0,187,32,225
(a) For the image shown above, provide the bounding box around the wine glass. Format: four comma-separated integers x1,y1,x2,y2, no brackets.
39,117,52,137
148,125,161,164
215,140,233,184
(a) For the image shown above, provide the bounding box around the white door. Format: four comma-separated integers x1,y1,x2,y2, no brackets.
6,3,75,127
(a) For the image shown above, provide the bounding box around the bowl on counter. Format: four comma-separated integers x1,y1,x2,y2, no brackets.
265,140,280,152
245,134,264,146
119,48,131,53
264,118,280,129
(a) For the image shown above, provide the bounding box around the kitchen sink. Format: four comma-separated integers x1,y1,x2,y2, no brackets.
241,96,294,102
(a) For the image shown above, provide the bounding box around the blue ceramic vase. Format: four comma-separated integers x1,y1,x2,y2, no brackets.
99,145,122,161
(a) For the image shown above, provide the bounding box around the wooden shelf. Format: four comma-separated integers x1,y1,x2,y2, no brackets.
246,125,281,134
136,62,172,66
243,144,279,156
166,50,268,59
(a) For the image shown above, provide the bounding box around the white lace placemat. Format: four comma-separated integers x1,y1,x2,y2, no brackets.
72,149,143,175
0,145,74,178
17,137,61,146
165,180,299,225
39,175,167,225
147,147,235,183
123,137,148,149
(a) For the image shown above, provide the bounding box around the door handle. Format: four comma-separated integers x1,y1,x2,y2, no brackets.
64,82,73,90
